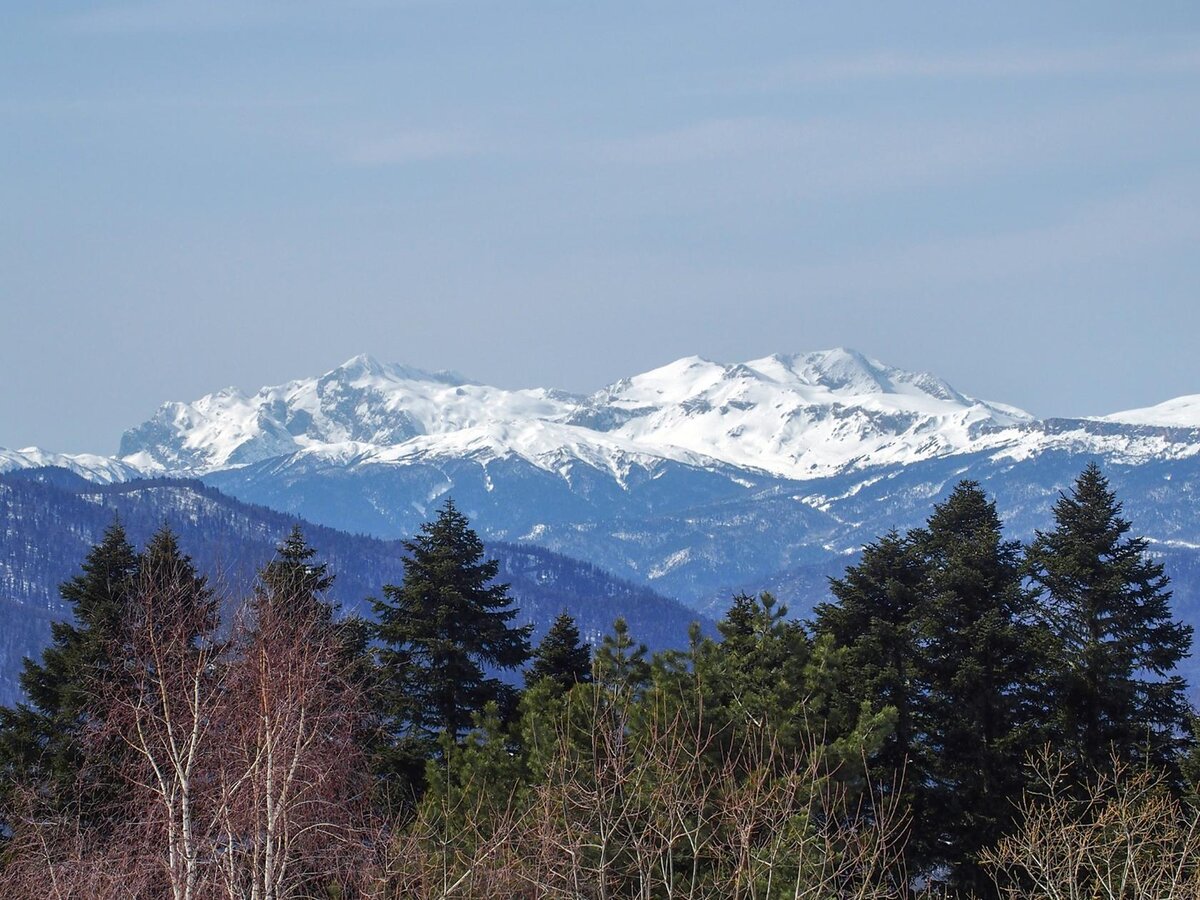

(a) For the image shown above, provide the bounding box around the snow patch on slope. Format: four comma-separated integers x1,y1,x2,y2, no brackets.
0,448,141,484
1096,395,1200,429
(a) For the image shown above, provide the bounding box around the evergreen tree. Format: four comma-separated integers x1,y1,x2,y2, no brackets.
681,592,890,776
817,531,926,783
0,520,139,830
526,612,592,694
816,531,930,868
373,499,532,747
138,525,217,639
702,592,808,736
254,525,335,626
1028,462,1193,775
592,617,650,694
913,481,1049,894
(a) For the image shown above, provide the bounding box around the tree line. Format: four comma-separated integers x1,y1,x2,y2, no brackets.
0,463,1195,898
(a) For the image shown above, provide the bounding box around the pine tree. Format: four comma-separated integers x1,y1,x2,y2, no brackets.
913,481,1049,894
1028,462,1193,775
592,617,650,694
685,592,890,772
526,612,592,694
0,520,139,828
373,499,531,747
702,592,809,736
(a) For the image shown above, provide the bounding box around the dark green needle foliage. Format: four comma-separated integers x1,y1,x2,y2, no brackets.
592,616,650,695
1028,462,1193,777
373,498,531,761
254,525,336,626
0,520,139,834
137,525,218,646
913,481,1050,895
816,530,931,868
526,611,592,695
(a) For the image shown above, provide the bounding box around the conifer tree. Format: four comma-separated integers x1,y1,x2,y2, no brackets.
817,531,926,783
1028,462,1193,775
138,525,217,640
680,592,891,777
592,617,650,693
373,499,531,747
0,520,139,829
255,525,335,626
816,531,931,868
701,592,809,736
526,612,592,694
913,481,1049,894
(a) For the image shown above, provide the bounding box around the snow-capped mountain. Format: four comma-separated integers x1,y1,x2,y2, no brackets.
1096,395,1200,429
0,447,139,484
572,349,1032,478
114,349,1038,483
4,349,1200,613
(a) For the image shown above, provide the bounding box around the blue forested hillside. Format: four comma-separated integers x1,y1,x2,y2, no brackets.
0,468,708,706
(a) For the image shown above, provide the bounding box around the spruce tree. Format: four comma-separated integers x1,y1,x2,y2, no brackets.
136,525,217,649
0,520,139,828
815,530,931,869
913,481,1048,894
1028,462,1193,775
373,499,531,746
527,612,592,694
255,525,335,626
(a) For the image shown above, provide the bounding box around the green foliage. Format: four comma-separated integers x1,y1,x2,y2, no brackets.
526,611,592,694
137,525,217,642
1028,462,1193,776
0,520,139,833
419,703,527,853
3,464,1196,899
371,499,531,805
255,524,336,625
914,481,1051,893
815,482,1056,893
593,616,650,694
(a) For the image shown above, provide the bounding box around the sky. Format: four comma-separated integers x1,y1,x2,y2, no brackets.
3,1,1199,453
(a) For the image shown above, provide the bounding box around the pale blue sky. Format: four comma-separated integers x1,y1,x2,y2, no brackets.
3,2,1199,452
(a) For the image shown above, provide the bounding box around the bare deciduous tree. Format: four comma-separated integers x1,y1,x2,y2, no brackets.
983,749,1200,900
1,567,376,900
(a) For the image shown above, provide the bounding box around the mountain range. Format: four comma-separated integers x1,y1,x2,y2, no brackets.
3,348,1200,667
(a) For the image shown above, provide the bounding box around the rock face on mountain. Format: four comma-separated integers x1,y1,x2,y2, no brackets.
4,349,1200,614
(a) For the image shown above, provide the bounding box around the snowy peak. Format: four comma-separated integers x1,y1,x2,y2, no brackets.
578,349,1032,478
111,348,1047,480
118,356,580,475
1095,395,1200,430
21,346,1183,487
0,447,139,484
328,353,467,388
762,348,896,395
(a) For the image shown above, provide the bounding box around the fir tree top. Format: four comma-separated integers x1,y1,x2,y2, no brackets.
527,612,592,692
373,498,531,740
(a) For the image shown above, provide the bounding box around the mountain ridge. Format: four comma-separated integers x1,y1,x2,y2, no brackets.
11,347,1141,485
3,348,1199,616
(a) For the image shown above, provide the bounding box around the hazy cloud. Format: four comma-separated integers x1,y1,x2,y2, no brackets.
593,93,1192,200
761,40,1200,87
